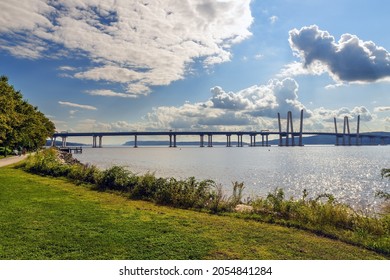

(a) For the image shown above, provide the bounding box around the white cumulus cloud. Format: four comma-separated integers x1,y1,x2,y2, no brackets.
0,0,253,95
374,106,390,112
312,106,374,122
141,78,313,131
287,25,390,83
137,78,378,132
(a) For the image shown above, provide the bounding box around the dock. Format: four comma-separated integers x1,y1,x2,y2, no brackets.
59,147,83,154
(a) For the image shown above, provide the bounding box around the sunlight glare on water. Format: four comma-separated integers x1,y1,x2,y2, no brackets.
74,145,390,212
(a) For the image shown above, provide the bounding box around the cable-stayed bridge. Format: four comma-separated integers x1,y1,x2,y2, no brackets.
51,110,389,148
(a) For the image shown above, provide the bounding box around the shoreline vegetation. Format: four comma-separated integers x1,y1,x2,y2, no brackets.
11,148,390,258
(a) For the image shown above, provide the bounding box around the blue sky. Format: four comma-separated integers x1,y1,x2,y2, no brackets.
1,0,389,144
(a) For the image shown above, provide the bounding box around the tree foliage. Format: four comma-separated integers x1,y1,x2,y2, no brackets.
0,76,55,155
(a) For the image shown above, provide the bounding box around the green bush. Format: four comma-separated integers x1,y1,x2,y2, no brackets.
249,188,390,254
208,183,230,213
130,172,158,200
68,164,102,185
151,177,174,205
230,181,245,206
0,147,13,157
179,177,214,209
154,177,215,209
98,165,136,192
82,164,102,184
21,148,71,177
251,188,356,229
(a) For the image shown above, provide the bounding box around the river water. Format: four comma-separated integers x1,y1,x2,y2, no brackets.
73,145,389,212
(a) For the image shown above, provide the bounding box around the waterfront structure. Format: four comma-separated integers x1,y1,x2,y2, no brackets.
51,110,389,148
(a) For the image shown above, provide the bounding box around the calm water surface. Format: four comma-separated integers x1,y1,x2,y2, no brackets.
74,146,389,212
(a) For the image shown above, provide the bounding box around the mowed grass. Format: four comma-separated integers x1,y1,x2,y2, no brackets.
0,167,386,260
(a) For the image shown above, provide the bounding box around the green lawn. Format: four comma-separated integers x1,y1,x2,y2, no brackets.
0,166,386,260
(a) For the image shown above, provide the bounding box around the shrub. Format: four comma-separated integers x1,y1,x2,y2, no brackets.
21,148,71,177
153,177,176,205
266,188,285,213
131,172,159,200
186,178,213,209
208,183,230,213
179,177,214,209
82,164,102,184
230,181,245,206
154,177,215,209
98,166,136,192
0,147,13,157
68,163,102,185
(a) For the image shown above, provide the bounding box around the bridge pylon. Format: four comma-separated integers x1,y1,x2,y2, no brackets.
334,115,361,146
278,109,304,146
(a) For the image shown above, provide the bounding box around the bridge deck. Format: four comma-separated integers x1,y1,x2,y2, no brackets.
53,131,385,138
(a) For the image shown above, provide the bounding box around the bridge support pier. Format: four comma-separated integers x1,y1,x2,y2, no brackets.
250,135,256,147
342,116,351,146
278,113,283,146
261,134,269,147
169,134,177,147
51,137,57,147
99,136,103,148
334,117,339,146
286,111,295,146
276,110,304,146
299,109,304,146
226,135,232,147
335,115,362,146
356,115,360,146
237,134,243,147
277,111,296,146
92,136,102,148
61,137,67,147
207,134,213,147
92,136,96,148
200,135,204,147
134,135,138,148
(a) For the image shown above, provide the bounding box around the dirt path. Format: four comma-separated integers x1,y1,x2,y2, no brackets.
0,154,29,168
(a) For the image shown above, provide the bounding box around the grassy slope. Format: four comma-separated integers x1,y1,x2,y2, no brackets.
0,167,386,260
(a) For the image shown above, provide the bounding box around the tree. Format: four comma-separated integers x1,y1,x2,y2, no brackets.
0,76,20,151
0,75,55,155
